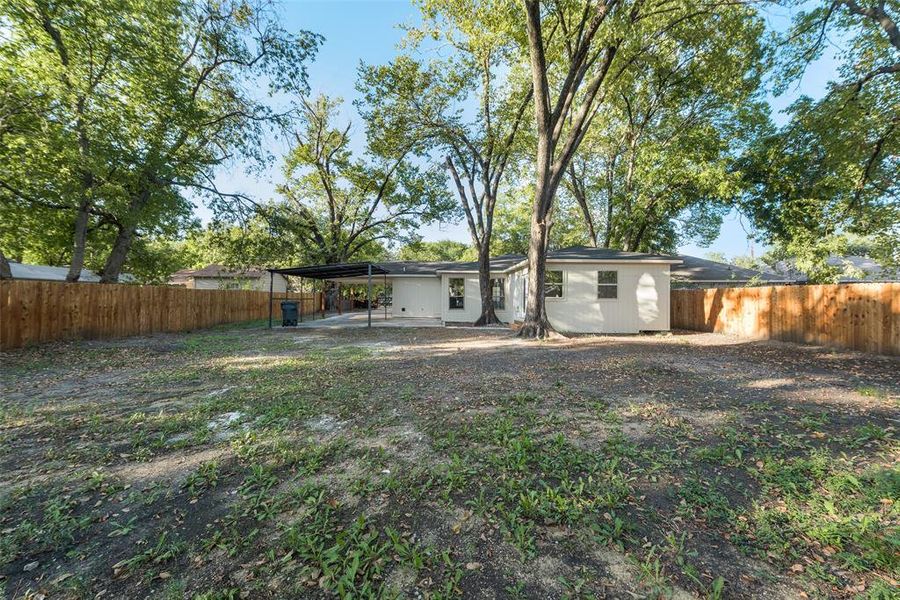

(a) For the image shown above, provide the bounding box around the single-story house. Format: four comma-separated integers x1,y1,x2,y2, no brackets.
670,255,795,288
7,262,135,283
273,247,682,334
170,264,288,292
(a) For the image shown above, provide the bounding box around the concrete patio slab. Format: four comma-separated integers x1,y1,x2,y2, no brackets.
291,312,443,329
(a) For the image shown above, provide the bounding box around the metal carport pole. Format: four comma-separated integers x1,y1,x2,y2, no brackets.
299,277,303,323
268,271,274,328
367,263,372,328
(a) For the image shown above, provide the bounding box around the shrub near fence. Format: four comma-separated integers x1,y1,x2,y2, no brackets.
0,280,321,350
671,283,900,356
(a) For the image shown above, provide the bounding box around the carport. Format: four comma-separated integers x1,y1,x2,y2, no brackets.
267,262,389,328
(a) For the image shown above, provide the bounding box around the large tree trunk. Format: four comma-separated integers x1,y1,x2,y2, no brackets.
518,0,616,338
517,172,556,338
0,250,12,279
66,200,90,282
473,242,502,326
519,1,557,339
100,186,150,283
518,209,553,338
99,225,134,283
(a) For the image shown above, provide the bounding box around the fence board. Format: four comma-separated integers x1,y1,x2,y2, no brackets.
671,283,899,356
0,281,320,350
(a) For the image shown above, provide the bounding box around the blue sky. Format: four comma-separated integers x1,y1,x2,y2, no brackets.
211,0,839,260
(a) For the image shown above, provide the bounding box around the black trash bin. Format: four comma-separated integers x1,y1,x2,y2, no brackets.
280,301,299,326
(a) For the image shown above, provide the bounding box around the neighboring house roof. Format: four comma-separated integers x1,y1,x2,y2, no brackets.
671,255,793,283
173,264,270,280
8,262,135,283
168,272,193,284
772,255,897,283
828,256,899,282
10,262,101,282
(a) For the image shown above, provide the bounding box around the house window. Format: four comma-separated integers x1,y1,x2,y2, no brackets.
597,270,618,299
545,270,563,298
491,278,505,310
448,278,465,309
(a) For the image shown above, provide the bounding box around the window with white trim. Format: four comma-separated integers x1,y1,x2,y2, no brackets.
448,278,465,309
491,278,505,309
597,270,618,299
544,270,563,298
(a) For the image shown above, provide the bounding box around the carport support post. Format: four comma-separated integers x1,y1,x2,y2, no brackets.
268,271,273,328
384,273,387,320
299,277,304,323
367,264,372,328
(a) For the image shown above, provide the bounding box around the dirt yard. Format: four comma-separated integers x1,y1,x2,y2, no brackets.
1,322,897,599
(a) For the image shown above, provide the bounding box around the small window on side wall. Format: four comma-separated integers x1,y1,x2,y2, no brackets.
545,270,563,298
490,278,505,309
448,278,465,309
597,270,618,299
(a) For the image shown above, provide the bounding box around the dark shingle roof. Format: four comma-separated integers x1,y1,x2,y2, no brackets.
546,246,679,261
431,254,526,273
266,247,713,280
671,255,792,282
373,248,679,275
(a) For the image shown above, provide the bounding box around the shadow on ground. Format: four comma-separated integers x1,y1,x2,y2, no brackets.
1,324,897,599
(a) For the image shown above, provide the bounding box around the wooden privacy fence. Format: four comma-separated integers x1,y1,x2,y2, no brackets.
0,280,321,350
671,283,900,355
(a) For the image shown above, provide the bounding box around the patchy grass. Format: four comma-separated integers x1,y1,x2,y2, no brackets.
1,323,897,599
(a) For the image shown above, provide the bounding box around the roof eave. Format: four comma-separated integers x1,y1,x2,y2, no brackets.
504,257,682,273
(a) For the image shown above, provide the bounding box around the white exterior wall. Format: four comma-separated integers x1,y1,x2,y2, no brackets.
378,261,672,331
440,273,514,324
509,269,527,321
391,277,442,318
266,274,289,293
191,274,288,293
533,262,670,333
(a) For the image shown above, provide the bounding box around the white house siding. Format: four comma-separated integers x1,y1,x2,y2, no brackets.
191,275,288,293
509,269,527,321
440,273,514,324
533,262,670,333
267,274,290,293
391,277,442,318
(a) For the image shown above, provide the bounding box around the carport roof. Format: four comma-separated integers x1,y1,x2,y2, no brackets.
268,262,389,279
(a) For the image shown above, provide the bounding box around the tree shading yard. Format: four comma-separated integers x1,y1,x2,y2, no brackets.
0,325,897,599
